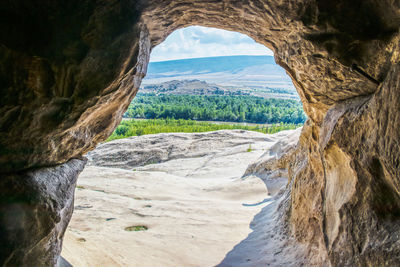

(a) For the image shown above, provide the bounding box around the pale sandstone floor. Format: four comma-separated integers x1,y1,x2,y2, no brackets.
62,130,300,267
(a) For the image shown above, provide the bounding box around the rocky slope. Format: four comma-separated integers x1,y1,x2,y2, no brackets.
87,130,285,170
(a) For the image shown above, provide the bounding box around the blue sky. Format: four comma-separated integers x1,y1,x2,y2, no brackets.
150,26,273,62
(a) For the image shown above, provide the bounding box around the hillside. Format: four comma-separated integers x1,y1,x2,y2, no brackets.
143,55,296,91
147,55,276,75
140,79,298,99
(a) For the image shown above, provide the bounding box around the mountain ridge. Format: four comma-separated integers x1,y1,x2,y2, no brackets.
147,55,276,75
143,55,295,91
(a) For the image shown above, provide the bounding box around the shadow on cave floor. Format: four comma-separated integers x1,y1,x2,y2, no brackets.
217,177,308,267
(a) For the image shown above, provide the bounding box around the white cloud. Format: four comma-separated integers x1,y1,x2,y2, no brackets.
150,26,273,62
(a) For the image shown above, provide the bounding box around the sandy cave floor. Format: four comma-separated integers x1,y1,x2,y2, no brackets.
62,130,299,267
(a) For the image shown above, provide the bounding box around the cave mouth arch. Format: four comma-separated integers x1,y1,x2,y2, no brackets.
0,0,381,172
1,1,399,266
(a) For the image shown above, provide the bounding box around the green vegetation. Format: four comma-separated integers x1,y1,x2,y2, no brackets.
247,144,253,152
124,225,148,232
108,93,305,140
124,94,306,124
107,118,302,141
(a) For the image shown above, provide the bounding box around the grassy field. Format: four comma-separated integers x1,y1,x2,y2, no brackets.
107,118,302,141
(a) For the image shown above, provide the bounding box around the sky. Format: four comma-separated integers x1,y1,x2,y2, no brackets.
150,26,273,62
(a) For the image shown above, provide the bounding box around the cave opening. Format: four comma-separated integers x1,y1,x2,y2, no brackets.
113,26,306,137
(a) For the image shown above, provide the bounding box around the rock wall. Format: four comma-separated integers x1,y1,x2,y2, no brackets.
0,0,150,173
0,159,86,266
0,0,399,266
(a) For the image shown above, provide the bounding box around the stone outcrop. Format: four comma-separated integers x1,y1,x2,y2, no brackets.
0,0,399,266
87,130,276,169
243,128,301,178
0,159,86,266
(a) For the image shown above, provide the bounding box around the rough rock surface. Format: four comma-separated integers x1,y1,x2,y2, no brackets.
0,158,86,266
87,130,279,169
0,0,399,266
242,129,301,196
244,129,301,177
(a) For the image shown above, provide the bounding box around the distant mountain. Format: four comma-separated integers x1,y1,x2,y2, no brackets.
146,55,276,75
143,55,296,92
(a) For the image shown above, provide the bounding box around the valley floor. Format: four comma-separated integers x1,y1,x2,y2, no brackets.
62,130,305,266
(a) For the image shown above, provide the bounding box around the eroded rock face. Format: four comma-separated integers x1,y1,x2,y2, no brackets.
0,0,150,173
0,158,86,266
0,0,399,266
